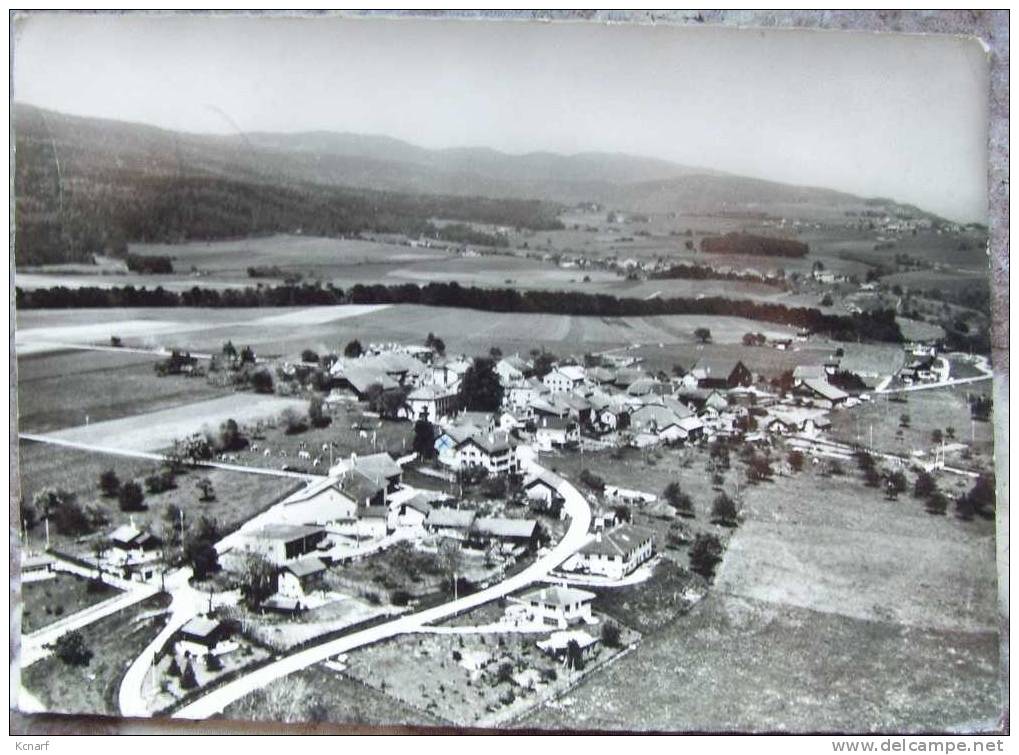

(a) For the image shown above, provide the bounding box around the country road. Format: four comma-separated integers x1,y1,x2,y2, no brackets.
18,433,322,482
170,458,593,720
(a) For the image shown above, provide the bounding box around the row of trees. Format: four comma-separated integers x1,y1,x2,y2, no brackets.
15,280,905,343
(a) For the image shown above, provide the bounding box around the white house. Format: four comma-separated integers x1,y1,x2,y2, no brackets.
403,384,460,423
534,416,580,451
513,585,595,628
543,366,587,394
562,525,654,580
453,432,519,476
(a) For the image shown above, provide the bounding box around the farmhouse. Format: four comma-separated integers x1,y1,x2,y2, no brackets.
454,432,518,476
505,378,549,409
691,357,753,390
794,378,849,407
514,585,595,628
495,356,528,384
350,452,403,492
332,364,399,399
395,495,434,529
109,523,162,554
523,469,566,517
242,524,328,566
279,476,359,526
471,517,540,550
424,508,477,540
563,525,654,580
337,470,387,508
357,504,391,537
543,365,587,394
404,384,460,423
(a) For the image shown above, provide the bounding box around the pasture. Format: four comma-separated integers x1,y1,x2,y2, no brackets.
523,462,1000,733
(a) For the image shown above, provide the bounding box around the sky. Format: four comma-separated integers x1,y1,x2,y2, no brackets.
12,13,990,222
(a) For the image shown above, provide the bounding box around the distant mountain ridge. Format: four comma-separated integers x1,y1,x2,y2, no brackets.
13,103,940,265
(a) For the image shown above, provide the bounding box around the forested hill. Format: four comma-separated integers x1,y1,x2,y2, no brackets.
13,104,942,266
13,105,565,265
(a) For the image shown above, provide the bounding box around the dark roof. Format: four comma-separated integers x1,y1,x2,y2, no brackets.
458,432,512,455
338,470,386,502
284,556,327,578
358,504,389,520
181,616,227,639
693,357,747,378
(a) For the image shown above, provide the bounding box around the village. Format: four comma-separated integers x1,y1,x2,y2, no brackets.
16,305,995,727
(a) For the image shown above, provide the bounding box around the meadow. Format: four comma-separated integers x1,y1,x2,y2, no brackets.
523,462,1000,733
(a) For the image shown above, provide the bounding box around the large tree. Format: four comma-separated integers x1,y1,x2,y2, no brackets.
689,533,724,580
183,516,220,579
412,419,437,459
459,357,503,412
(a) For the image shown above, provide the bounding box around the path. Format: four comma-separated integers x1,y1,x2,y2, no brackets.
170,458,592,720
19,433,321,482
20,558,160,667
118,568,241,718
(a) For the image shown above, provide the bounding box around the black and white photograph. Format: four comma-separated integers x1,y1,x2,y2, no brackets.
8,10,1008,737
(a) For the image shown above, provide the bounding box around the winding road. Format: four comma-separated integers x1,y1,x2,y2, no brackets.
169,458,592,720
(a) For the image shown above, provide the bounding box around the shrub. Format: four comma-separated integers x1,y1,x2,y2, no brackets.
925,491,949,516
51,631,92,666
711,493,739,526
689,533,724,580
390,589,412,607
451,650,462,662
787,450,805,472
205,653,224,672
913,470,937,499
118,480,145,512
180,661,198,690
579,469,606,492
601,622,622,648
99,469,121,497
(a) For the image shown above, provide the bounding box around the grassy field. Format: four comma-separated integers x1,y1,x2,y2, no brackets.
828,386,995,465
522,461,1000,733
17,439,301,553
523,593,1000,733
20,571,122,634
222,665,448,731
16,350,231,433
20,592,172,716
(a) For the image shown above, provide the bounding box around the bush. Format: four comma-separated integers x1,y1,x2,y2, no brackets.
117,480,145,512
601,621,622,648
689,533,724,579
145,469,177,494
451,650,462,662
99,469,121,497
925,491,949,516
579,469,606,492
180,661,199,690
390,589,412,607
787,450,805,472
52,631,92,666
913,470,937,499
205,653,224,672
711,493,738,526
301,349,319,364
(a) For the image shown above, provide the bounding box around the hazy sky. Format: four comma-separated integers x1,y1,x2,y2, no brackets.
13,13,989,222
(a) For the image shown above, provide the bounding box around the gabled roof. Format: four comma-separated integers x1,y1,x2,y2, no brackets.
627,377,661,397
580,525,653,558
550,365,587,382
523,468,564,491
438,422,482,445
801,378,849,401
358,504,389,520
457,431,513,455
256,524,325,543
408,384,458,401
792,364,827,381
338,470,386,503
181,616,225,639
518,585,595,608
340,366,398,394
401,494,435,516
284,556,327,578
586,366,617,384
352,452,402,480
425,508,477,530
109,524,143,544
693,357,747,378
474,517,538,539
613,368,646,387
501,355,531,372
536,415,576,431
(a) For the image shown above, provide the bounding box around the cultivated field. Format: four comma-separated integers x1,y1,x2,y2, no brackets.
39,393,308,453
16,350,231,433
20,571,122,634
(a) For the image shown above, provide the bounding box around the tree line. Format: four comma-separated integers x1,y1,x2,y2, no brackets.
16,280,904,342
701,232,809,258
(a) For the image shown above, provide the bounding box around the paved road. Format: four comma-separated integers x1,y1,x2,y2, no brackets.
170,458,592,720
20,559,160,667
19,433,321,482
119,569,241,718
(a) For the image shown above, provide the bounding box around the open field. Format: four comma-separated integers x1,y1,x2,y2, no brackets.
16,350,231,433
524,593,1000,733
221,665,447,730
20,592,173,717
17,440,301,553
827,385,994,464
523,461,1000,733
39,393,308,453
21,571,122,635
